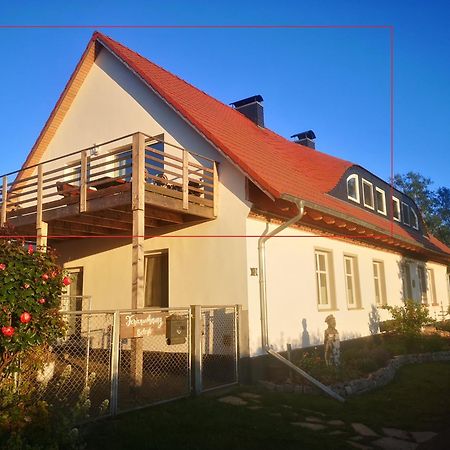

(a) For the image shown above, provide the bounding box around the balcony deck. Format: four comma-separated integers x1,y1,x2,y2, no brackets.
1,132,218,239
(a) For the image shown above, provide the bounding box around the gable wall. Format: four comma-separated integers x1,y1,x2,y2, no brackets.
41,48,251,312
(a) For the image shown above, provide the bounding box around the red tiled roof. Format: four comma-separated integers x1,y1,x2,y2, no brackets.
95,32,450,257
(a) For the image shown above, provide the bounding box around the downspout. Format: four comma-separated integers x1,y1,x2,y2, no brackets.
258,193,345,402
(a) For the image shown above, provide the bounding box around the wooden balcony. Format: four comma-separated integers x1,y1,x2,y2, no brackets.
0,132,218,241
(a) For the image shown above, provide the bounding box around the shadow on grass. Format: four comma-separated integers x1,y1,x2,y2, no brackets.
84,362,450,450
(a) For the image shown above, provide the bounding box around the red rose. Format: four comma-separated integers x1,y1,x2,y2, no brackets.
38,298,46,304
2,326,14,337
63,276,71,286
23,283,30,289
27,244,34,255
20,312,32,324
0,263,5,271
42,274,49,281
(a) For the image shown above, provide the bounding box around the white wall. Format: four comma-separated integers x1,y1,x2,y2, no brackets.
37,47,251,312
246,216,450,356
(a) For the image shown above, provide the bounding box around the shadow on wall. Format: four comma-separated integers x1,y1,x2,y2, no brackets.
368,304,380,335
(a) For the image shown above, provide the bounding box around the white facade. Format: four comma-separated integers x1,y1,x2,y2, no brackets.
25,46,450,359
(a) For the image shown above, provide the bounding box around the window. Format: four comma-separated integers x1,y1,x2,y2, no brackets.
61,267,84,337
402,202,411,226
401,262,413,300
344,255,361,308
315,250,335,310
375,187,387,215
346,174,360,203
373,261,387,306
392,197,401,221
410,209,419,230
417,265,428,304
362,179,374,209
427,268,437,305
144,251,169,307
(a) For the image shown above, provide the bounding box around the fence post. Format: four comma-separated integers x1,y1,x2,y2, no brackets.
190,305,202,394
36,165,48,251
110,311,120,415
1,175,7,226
182,150,189,210
80,150,88,213
235,304,241,384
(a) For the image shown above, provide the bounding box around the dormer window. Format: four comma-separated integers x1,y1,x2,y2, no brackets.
402,202,411,226
411,209,419,230
375,187,387,215
362,179,374,210
392,197,401,221
346,174,360,203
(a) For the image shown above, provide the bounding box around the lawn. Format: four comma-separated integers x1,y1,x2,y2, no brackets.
83,361,450,450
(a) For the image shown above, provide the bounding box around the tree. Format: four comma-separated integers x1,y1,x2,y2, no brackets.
393,172,450,246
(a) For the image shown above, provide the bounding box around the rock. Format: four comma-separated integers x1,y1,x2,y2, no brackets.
218,396,247,406
372,436,418,449
351,423,379,437
280,404,292,409
329,430,346,435
328,419,346,426
410,431,438,443
269,412,282,417
382,428,411,440
305,416,324,423
246,405,262,410
291,422,327,431
240,392,262,399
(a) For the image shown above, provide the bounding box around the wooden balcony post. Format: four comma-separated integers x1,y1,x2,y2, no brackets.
36,165,48,251
80,150,88,213
182,150,189,210
1,176,7,226
213,161,219,217
131,132,145,388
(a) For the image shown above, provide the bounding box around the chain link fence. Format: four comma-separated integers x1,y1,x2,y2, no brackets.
18,305,239,419
202,306,239,391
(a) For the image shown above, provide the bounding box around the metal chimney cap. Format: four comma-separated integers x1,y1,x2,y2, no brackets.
291,130,316,140
230,95,264,108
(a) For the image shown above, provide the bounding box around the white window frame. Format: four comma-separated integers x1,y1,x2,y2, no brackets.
315,250,333,310
392,197,401,222
344,255,360,308
373,260,387,306
346,174,360,203
375,187,387,215
402,202,411,226
362,178,374,210
410,209,419,230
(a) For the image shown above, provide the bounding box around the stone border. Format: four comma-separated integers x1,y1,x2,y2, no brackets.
259,351,450,397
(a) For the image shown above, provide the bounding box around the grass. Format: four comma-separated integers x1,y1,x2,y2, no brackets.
83,361,450,450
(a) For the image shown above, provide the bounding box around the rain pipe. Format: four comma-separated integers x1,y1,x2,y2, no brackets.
257,193,345,402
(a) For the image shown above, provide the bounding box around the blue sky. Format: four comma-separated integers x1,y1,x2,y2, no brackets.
0,1,449,188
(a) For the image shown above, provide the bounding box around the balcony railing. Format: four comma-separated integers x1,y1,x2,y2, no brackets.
0,132,218,232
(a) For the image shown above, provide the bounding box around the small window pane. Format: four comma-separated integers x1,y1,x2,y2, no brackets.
362,180,374,209
393,198,401,221
347,175,359,202
376,188,386,215
411,209,419,229
402,203,411,226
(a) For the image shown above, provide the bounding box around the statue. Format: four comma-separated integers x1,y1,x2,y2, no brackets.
324,314,340,367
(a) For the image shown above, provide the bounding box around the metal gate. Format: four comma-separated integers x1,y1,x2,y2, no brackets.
23,305,240,419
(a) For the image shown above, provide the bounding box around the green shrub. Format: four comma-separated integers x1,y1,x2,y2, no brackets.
382,299,434,337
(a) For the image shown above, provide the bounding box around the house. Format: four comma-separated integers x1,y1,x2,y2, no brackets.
2,31,450,363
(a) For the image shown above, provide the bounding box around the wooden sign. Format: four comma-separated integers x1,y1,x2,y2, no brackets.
120,312,167,338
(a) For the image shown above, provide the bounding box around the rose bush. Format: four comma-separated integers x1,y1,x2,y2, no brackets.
0,229,69,379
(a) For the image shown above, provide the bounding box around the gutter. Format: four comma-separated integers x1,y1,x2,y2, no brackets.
258,193,345,402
